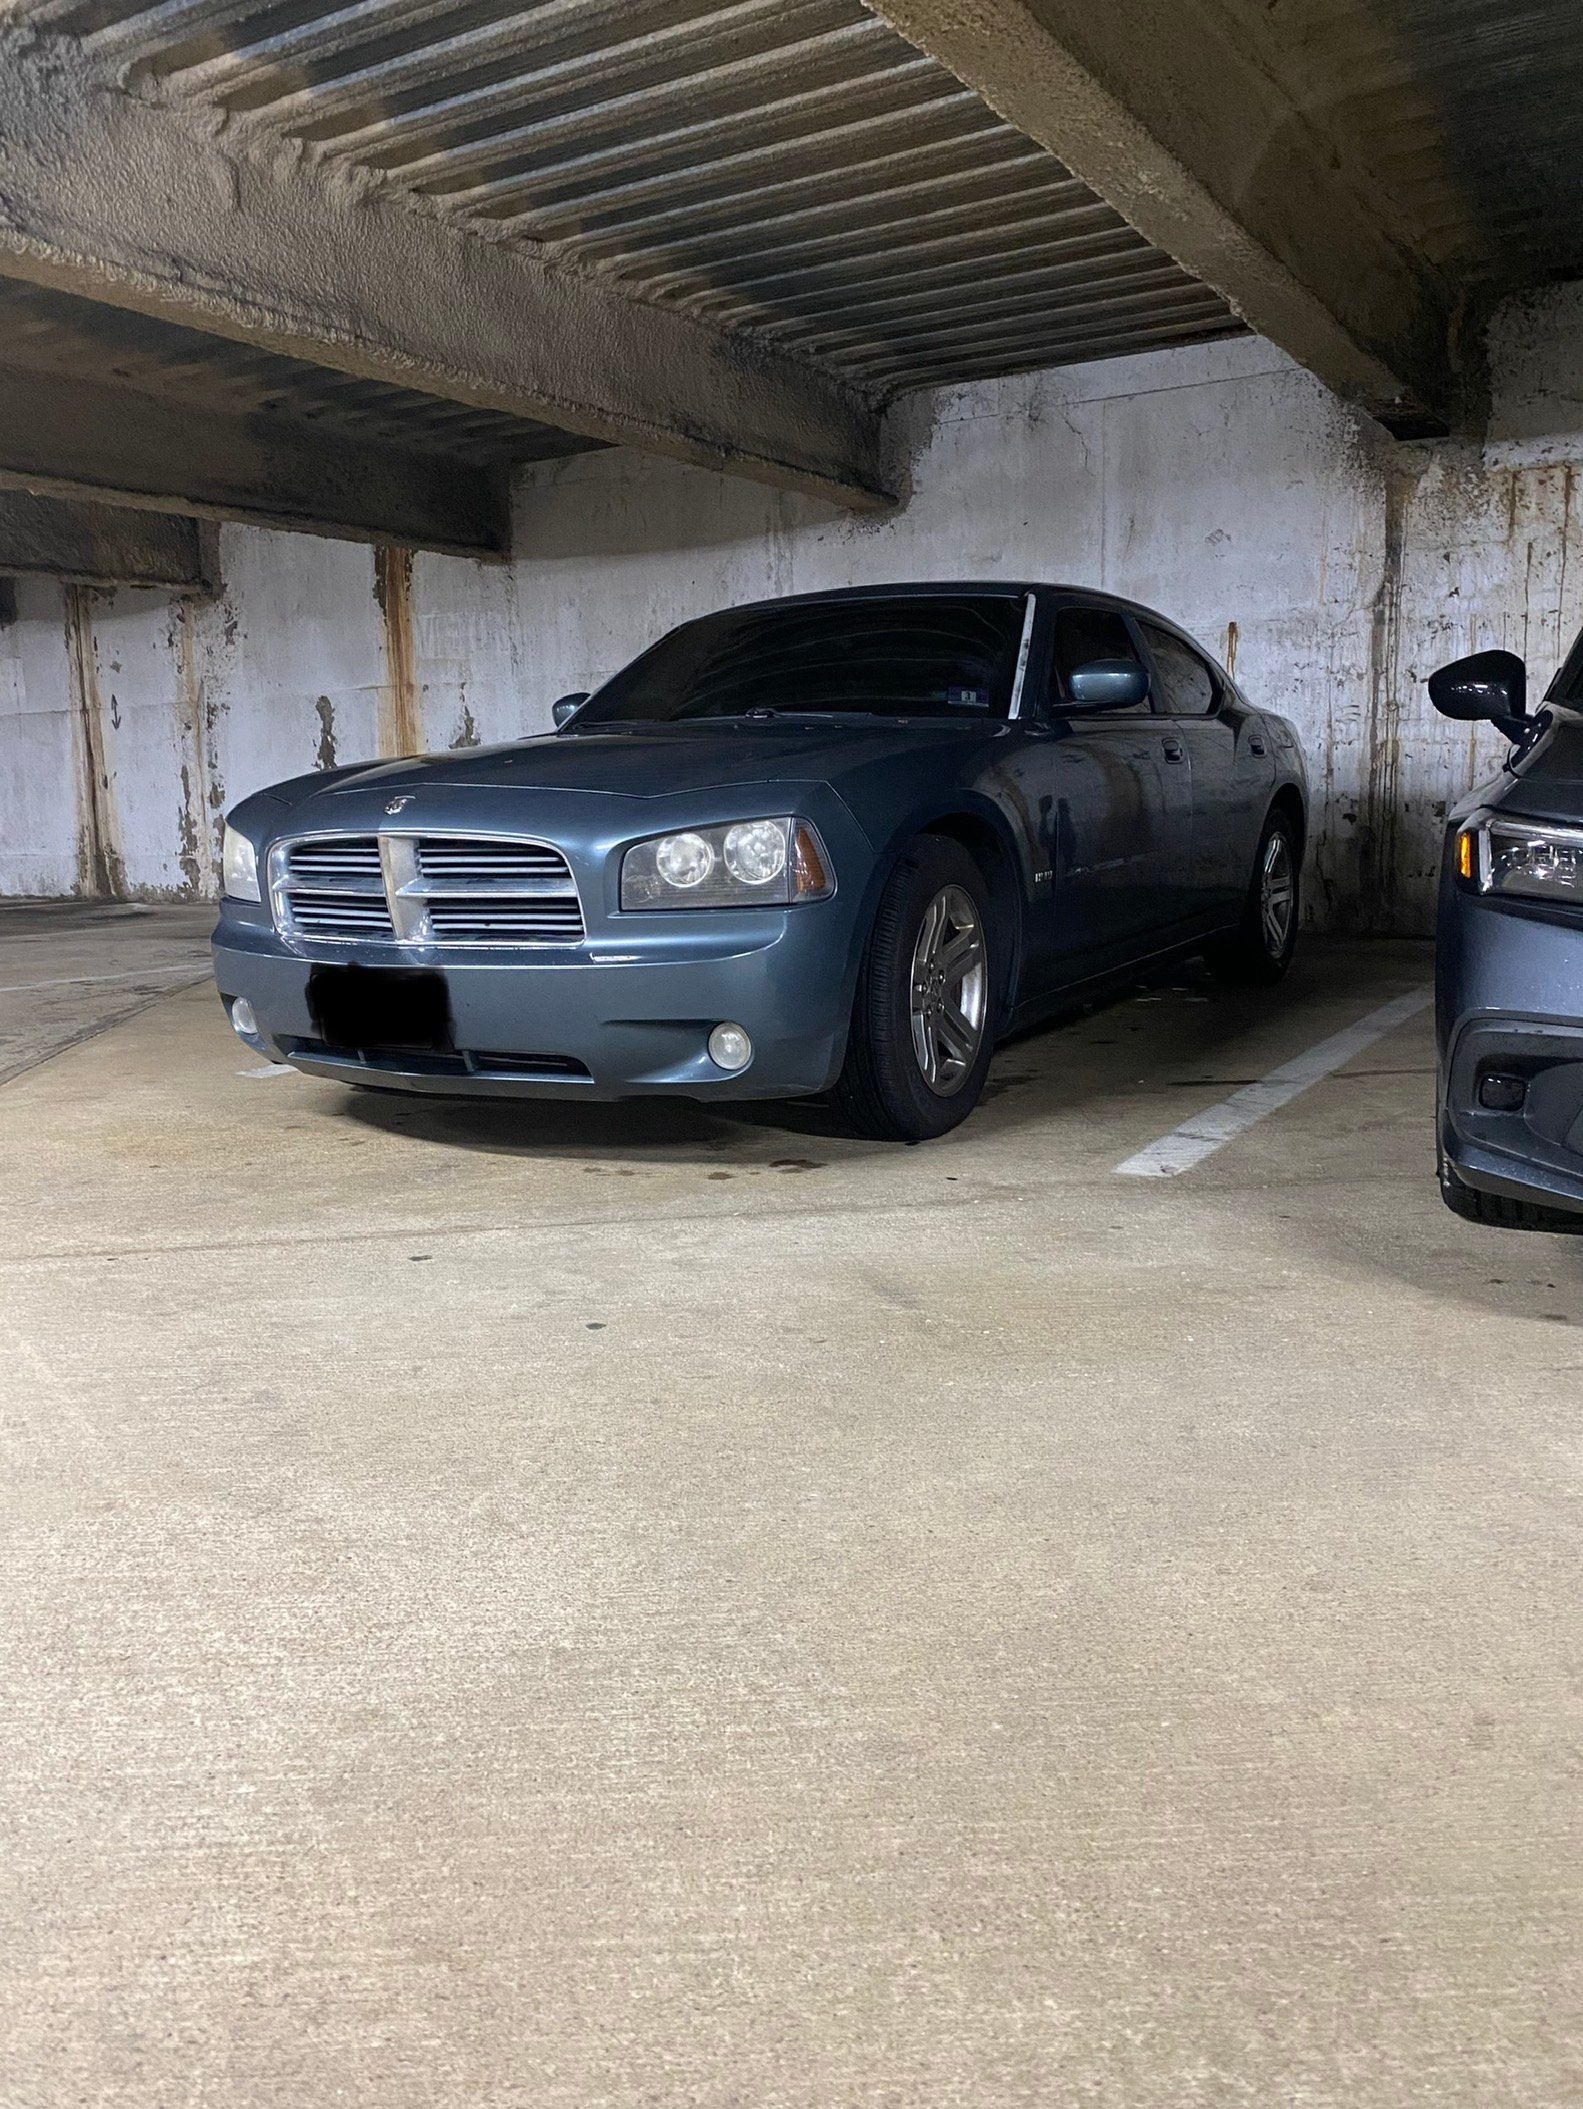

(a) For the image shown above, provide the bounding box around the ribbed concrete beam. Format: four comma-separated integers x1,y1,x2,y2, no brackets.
867,0,1468,433
0,31,891,512
0,490,216,592
0,361,511,558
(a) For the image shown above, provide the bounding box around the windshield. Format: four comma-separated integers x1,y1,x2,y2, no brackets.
573,594,1029,725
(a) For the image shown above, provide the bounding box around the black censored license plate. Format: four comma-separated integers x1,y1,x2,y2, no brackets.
308,965,452,1053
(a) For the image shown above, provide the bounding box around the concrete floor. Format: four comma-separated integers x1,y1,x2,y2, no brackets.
0,906,1577,2108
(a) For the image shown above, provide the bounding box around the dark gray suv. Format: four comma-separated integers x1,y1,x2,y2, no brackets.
1430,629,1583,1230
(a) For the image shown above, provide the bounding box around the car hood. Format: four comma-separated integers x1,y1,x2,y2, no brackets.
283,720,999,808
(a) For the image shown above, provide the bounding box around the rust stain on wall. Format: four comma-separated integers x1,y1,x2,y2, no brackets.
1222,619,1239,678
63,584,125,899
176,764,203,893
173,601,216,896
1357,457,1424,933
374,545,423,757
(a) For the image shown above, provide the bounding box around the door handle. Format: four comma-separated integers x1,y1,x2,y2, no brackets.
1161,738,1186,762
1248,737,1267,756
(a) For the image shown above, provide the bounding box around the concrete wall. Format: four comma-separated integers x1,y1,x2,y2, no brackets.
4,288,1582,931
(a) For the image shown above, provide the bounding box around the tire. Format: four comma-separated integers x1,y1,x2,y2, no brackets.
1438,1153,1583,1233
1204,807,1300,986
832,836,997,1142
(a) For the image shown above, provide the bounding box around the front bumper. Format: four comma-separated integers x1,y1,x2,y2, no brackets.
1437,885,1583,1217
212,899,861,1100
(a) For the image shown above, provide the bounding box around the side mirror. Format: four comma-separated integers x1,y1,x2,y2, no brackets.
1065,658,1150,711
1428,650,1527,737
552,691,590,729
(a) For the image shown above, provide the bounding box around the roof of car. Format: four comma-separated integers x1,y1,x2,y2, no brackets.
701,581,1162,616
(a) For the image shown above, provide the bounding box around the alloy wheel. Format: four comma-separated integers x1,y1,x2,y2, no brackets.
908,884,988,1095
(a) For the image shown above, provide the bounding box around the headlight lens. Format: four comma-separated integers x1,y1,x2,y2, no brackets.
222,822,261,902
654,831,715,889
621,818,833,910
1461,816,1583,904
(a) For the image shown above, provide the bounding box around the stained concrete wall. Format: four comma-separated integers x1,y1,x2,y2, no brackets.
3,289,1581,931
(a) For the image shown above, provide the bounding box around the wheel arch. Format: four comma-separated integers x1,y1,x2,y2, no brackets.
909,807,1025,1025
1268,780,1307,864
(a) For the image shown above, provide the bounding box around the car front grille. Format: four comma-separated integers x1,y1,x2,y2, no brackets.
271,831,585,949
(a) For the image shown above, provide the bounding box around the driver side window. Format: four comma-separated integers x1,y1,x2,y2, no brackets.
1051,607,1148,707
1136,620,1219,715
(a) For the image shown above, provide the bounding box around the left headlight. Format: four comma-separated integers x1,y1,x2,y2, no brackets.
1458,814,1583,905
621,817,833,911
222,822,261,902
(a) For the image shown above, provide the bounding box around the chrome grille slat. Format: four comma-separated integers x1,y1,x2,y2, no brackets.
416,839,574,884
271,830,586,948
426,900,585,940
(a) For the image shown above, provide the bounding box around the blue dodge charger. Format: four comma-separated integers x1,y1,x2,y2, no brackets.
213,584,1307,1140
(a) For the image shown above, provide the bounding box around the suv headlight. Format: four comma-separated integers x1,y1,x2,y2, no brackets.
1458,814,1583,905
621,818,833,910
222,822,261,902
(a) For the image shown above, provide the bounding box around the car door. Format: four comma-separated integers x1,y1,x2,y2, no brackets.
1022,601,1193,987
1134,618,1259,926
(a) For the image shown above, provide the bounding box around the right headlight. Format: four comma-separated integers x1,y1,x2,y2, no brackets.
221,821,261,903
620,817,834,911
1458,813,1583,905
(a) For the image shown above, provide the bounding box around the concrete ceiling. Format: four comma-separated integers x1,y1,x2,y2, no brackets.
19,0,1243,394
0,0,1577,564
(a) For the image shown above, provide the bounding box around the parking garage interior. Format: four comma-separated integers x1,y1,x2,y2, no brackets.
1,3,1580,2104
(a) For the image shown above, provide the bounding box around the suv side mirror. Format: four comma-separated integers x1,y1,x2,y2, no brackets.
552,691,590,729
1428,650,1527,738
1065,658,1150,711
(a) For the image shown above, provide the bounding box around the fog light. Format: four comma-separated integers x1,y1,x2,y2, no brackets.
708,1022,752,1073
1477,1071,1527,1112
230,996,259,1042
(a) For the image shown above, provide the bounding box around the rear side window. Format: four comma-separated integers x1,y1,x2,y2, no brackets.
1137,621,1220,715
1051,607,1147,703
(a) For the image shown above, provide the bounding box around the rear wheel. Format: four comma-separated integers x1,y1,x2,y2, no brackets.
1204,808,1300,986
1438,1152,1583,1233
832,836,996,1142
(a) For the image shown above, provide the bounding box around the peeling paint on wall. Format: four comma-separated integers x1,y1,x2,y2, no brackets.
63,584,123,899
314,693,338,770
374,545,422,758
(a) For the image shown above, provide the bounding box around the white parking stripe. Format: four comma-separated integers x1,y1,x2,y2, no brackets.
1115,987,1435,1179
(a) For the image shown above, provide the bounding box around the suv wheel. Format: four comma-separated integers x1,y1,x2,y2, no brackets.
833,836,996,1141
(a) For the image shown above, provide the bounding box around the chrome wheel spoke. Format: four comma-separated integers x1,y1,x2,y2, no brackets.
934,1002,975,1063
938,925,983,980
1258,833,1295,954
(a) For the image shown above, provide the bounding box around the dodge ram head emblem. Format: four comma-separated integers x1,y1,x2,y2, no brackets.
385,795,414,814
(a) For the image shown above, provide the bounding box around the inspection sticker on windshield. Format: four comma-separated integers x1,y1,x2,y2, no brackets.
946,686,989,708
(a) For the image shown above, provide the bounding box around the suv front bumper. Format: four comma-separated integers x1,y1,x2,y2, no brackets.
1437,886,1583,1219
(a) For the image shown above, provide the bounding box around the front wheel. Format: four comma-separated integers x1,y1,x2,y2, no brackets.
1204,809,1300,986
832,836,997,1142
